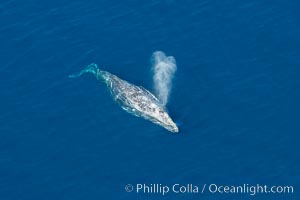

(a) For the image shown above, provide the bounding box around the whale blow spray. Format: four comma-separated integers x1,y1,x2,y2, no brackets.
152,51,177,106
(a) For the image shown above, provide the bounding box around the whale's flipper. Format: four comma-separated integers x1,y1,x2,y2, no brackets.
69,63,99,78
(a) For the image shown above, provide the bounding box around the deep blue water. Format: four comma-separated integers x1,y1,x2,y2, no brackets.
0,0,299,199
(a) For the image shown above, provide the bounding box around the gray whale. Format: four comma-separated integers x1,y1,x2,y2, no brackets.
69,63,179,133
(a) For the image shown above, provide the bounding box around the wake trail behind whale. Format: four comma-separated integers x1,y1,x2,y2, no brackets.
152,51,177,106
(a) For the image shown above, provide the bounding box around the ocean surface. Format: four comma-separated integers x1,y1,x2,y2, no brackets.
0,0,299,199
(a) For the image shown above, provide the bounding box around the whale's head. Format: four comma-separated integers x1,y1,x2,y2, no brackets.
153,109,179,133
163,117,179,133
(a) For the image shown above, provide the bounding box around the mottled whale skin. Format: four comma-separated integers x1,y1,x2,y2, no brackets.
69,63,179,133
